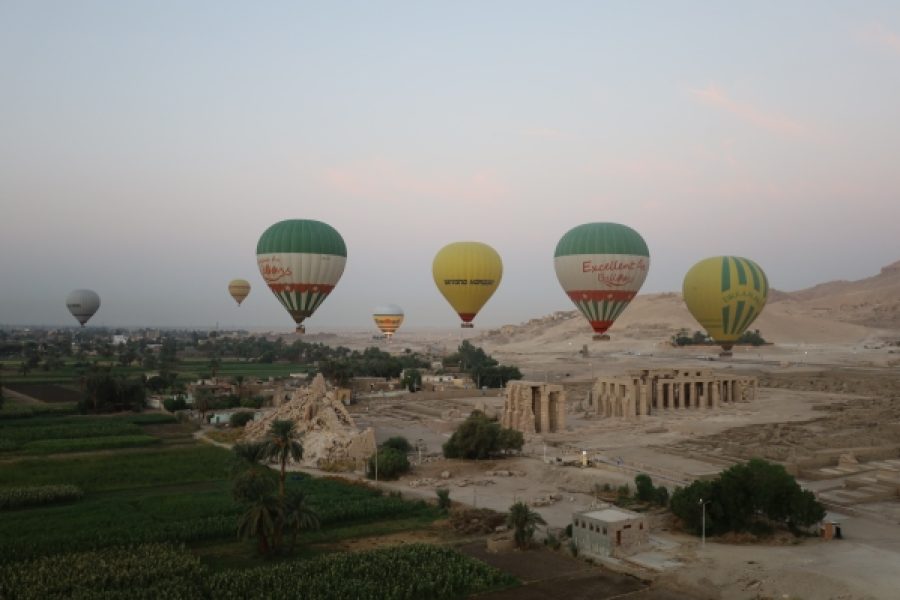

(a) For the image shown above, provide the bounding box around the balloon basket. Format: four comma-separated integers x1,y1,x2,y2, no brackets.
592,334,610,341
461,323,474,329
719,350,733,358
295,325,306,334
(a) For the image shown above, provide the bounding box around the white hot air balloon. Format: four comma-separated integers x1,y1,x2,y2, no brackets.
66,289,101,327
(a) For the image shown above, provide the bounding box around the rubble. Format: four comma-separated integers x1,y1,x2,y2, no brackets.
242,374,376,471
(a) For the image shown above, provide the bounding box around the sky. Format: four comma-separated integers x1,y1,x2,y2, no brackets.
1,1,899,330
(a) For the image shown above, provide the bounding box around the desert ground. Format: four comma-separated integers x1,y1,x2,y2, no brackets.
289,261,900,600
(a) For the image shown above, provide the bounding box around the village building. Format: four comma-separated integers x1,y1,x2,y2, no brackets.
588,368,758,419
571,507,649,559
500,381,566,435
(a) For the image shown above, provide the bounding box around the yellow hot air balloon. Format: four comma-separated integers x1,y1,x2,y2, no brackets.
682,256,769,355
433,242,502,328
228,279,251,306
373,304,404,339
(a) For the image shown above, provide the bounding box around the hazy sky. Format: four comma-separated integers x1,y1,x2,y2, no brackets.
2,2,899,330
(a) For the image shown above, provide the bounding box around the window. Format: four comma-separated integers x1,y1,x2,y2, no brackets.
624,524,632,529
602,527,607,535
639,522,644,530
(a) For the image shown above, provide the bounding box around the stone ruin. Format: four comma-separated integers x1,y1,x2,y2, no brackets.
588,368,758,419
242,374,376,471
500,381,566,435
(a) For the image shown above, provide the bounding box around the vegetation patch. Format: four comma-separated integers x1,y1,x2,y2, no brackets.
22,434,160,455
0,543,206,600
0,485,83,510
207,543,517,600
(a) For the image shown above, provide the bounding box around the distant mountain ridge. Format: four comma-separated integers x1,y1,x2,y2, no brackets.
478,260,900,346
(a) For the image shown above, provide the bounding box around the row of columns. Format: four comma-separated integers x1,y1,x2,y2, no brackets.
593,377,757,418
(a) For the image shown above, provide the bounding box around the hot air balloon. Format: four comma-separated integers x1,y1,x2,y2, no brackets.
554,223,650,340
682,256,768,356
256,219,346,333
373,304,404,339
228,279,251,306
432,242,502,328
66,289,100,327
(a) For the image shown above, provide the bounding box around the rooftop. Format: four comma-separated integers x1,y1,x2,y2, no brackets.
581,508,639,522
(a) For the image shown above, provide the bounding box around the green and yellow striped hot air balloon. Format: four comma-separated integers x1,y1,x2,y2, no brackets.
256,219,346,333
554,223,650,339
682,256,769,355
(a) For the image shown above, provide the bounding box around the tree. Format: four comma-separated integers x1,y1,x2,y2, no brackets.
655,485,670,507
436,488,451,512
669,458,825,537
367,447,410,480
382,436,412,453
281,489,320,552
237,492,281,557
194,389,212,423
401,368,422,392
230,411,255,428
635,474,655,502
263,420,303,499
442,411,523,459
507,501,546,549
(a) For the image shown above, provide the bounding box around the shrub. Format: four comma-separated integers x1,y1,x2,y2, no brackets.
564,523,572,537
382,436,412,453
617,484,630,502
367,447,410,480
229,411,255,428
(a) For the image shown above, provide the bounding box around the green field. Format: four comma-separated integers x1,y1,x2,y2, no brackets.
0,402,518,598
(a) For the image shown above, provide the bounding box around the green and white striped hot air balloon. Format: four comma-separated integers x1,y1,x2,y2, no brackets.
256,219,346,333
554,223,650,339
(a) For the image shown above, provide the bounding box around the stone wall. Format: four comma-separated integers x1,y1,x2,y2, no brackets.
500,381,566,435
592,369,758,420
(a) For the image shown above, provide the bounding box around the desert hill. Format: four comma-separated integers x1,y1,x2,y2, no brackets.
478,260,900,348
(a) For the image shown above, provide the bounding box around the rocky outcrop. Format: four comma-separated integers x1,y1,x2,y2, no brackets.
243,374,375,471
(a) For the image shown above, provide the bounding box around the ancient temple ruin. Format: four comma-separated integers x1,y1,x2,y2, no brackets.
500,381,566,434
589,369,757,419
243,374,376,470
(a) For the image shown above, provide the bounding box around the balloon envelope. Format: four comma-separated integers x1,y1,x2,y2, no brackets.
66,289,101,327
373,304,404,338
682,256,769,351
432,242,502,327
256,219,347,332
228,279,251,306
554,223,650,336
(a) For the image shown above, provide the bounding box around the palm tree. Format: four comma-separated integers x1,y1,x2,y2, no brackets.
230,441,269,476
507,501,546,549
281,489,320,552
263,419,303,499
237,494,282,556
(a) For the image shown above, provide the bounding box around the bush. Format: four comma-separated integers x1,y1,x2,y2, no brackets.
229,411,255,428
366,447,410,480
564,523,572,538
0,485,83,510
382,436,412,453
616,484,630,502
240,396,264,409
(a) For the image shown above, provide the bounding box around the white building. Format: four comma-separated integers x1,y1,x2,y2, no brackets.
572,507,649,559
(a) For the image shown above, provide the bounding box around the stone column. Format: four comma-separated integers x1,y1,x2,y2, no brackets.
712,382,720,408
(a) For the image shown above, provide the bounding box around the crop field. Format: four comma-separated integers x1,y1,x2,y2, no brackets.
4,383,81,404
0,402,521,598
